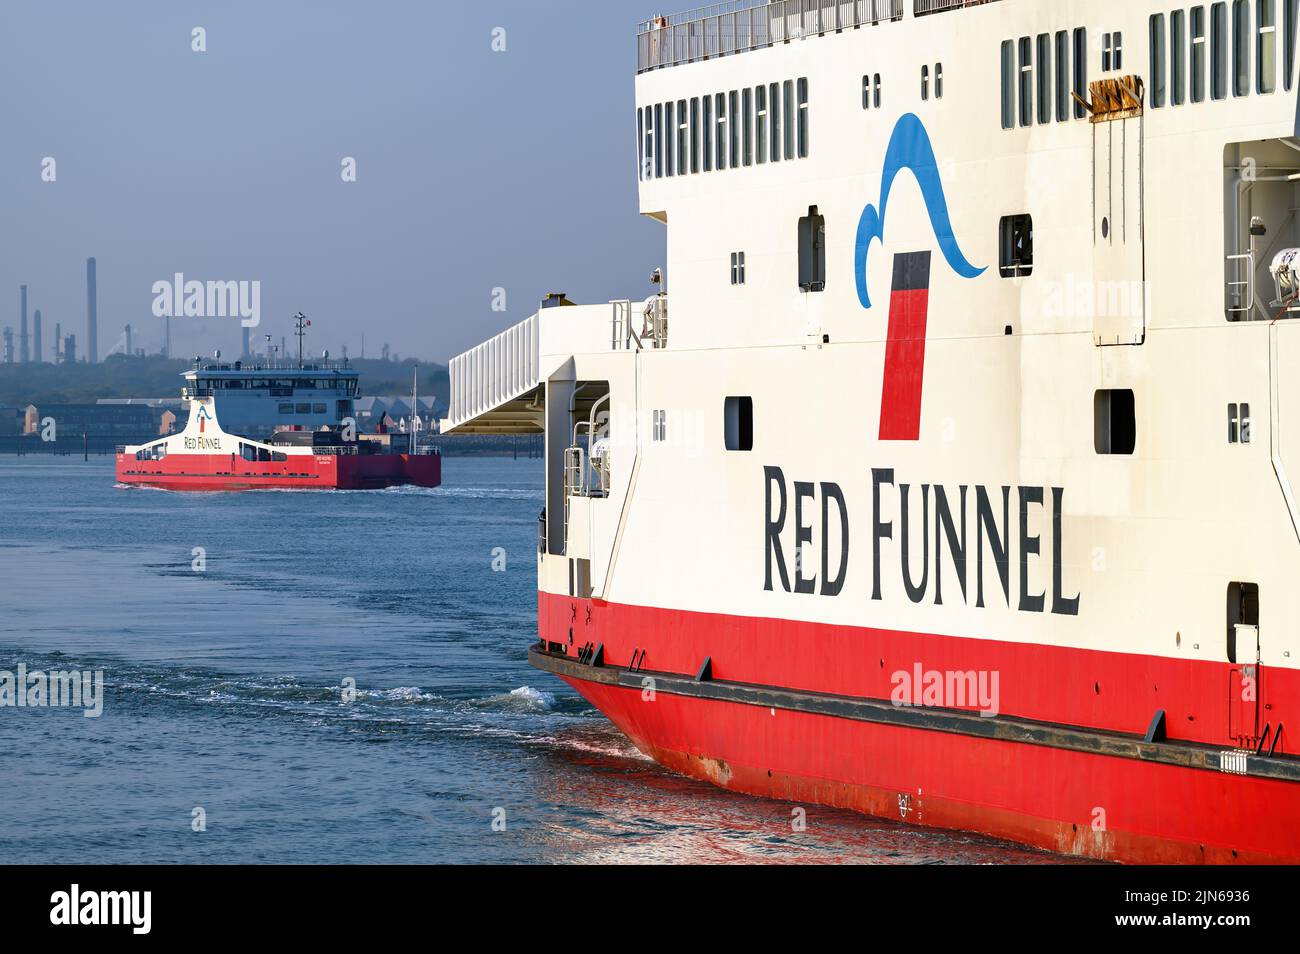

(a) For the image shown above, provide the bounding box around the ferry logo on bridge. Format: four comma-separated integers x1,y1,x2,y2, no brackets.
854,113,985,441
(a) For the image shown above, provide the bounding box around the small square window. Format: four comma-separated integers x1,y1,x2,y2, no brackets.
1229,402,1252,443
724,397,753,451
798,206,826,292
652,409,666,442
999,214,1034,278
1095,389,1136,455
730,251,746,285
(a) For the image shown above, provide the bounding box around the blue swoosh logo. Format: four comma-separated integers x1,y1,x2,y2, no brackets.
854,113,985,309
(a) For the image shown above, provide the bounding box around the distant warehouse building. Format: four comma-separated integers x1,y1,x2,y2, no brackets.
96,398,185,436
0,407,25,435
23,403,164,437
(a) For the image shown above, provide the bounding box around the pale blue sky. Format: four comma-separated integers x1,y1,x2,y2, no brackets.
0,0,665,363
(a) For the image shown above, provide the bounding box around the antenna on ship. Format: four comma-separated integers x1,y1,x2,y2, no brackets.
293,312,310,368
410,362,419,456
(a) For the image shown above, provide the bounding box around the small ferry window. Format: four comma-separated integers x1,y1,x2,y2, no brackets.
1211,3,1228,100
730,252,746,285
702,95,713,171
716,92,728,169
1151,14,1168,107
1054,32,1070,119
1229,402,1253,442
1113,32,1124,70
278,403,294,415
755,85,767,162
677,99,689,174
798,206,826,293
935,63,943,99
1094,390,1137,455
664,101,675,176
1073,28,1088,117
1018,36,1033,128
690,97,700,174
1192,7,1208,101
1260,0,1278,93
641,106,651,180
1234,0,1252,95
998,214,1033,278
1173,11,1188,103
729,90,740,168
922,64,930,100
743,88,754,166
862,73,871,110
1037,34,1052,124
650,103,660,178
1001,41,1015,129
1286,0,1299,90
796,78,808,158
724,397,754,452
783,80,795,160
769,82,782,162
873,73,881,109
1103,33,1112,71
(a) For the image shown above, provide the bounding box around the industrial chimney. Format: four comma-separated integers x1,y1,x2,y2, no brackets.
86,257,98,364
125,323,133,356
34,309,42,363
54,322,61,363
19,285,29,363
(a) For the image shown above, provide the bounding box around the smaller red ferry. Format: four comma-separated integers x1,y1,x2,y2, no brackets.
116,349,440,492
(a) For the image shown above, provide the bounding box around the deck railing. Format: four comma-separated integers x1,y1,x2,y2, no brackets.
637,0,902,73
913,0,998,16
635,0,1001,72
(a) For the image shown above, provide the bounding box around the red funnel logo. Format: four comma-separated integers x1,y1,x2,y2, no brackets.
879,251,932,441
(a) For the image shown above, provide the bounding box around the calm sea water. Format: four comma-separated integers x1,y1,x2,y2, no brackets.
0,455,1058,864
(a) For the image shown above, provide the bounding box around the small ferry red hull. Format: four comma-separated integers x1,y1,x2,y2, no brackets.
115,451,441,491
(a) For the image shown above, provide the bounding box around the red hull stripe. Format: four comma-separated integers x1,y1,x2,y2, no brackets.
537,592,1298,753
559,672,1300,864
115,452,440,491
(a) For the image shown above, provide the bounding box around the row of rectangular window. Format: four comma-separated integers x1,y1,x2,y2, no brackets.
638,78,809,180
1149,1,1295,108
1000,29,1089,129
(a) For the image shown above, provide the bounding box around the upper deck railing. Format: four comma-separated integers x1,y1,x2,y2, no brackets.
186,358,357,375
636,0,998,73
